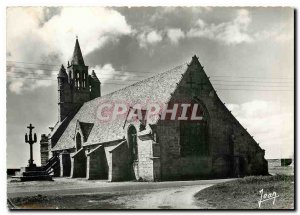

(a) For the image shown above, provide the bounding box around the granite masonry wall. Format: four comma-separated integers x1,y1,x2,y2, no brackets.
86,145,108,180
70,148,87,178
156,58,268,180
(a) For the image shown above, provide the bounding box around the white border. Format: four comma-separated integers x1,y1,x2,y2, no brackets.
1,0,298,214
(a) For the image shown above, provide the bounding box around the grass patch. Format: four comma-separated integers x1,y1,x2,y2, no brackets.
10,193,127,209
195,175,294,209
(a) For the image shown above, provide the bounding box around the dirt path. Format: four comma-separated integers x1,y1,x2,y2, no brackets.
118,185,213,209
10,184,215,209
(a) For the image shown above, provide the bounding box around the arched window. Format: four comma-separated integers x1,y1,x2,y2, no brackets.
128,126,138,161
76,133,82,150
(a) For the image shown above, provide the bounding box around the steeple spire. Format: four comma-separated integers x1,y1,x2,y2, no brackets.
57,64,68,78
71,37,85,65
91,70,100,82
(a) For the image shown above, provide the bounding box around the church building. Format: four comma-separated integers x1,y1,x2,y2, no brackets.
40,38,268,181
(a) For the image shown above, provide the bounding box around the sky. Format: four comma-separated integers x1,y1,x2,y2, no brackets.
6,7,294,168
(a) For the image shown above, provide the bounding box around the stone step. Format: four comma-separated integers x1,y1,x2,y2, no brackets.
22,171,49,177
12,175,53,181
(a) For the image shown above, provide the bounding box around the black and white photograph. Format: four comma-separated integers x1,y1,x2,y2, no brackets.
5,5,294,210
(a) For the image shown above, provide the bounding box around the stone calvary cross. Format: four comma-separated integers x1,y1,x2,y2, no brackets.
25,123,37,167
13,123,52,181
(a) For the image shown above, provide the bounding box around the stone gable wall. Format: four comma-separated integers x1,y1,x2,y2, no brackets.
157,59,268,180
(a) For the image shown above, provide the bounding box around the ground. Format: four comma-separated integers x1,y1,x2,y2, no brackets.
7,159,294,209
7,178,232,209
192,159,294,209
195,175,294,209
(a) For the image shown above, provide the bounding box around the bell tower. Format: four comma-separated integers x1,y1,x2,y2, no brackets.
67,37,90,107
57,37,101,122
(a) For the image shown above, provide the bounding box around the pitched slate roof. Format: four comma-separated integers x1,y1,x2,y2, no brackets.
52,63,189,151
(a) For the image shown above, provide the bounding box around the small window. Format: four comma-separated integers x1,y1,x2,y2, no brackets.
76,133,82,151
153,132,159,143
128,126,138,161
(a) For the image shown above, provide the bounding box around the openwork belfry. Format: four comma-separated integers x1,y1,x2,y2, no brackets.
40,38,268,181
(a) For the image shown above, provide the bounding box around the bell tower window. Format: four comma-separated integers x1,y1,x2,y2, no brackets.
76,72,79,88
83,73,86,88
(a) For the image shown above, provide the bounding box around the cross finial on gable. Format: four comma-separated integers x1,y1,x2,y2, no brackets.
192,55,200,64
189,54,203,68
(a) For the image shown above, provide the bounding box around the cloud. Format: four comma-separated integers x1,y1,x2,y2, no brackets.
147,31,163,43
137,30,163,48
150,7,212,23
138,28,185,47
187,8,293,46
234,9,251,28
7,77,54,94
226,100,294,159
167,28,185,44
187,9,253,45
149,7,178,22
7,7,133,94
7,66,55,94
8,81,24,94
90,63,135,85
254,27,293,43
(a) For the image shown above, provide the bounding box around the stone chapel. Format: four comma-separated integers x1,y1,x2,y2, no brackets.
40,38,268,181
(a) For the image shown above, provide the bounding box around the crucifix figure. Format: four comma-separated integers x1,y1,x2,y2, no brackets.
25,123,37,167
